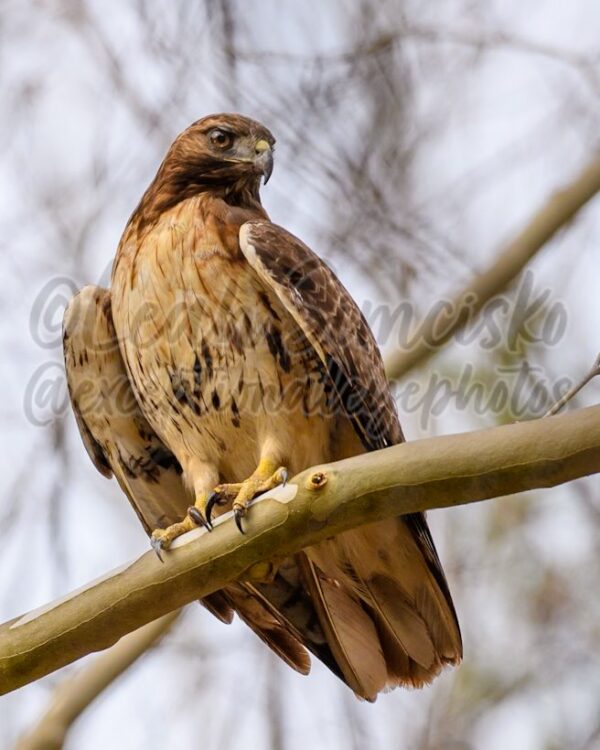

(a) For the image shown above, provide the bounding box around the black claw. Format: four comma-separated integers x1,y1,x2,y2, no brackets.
234,506,246,534
280,468,288,486
188,505,211,531
150,536,165,563
205,491,221,526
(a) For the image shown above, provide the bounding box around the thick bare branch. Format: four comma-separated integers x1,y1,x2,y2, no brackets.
1,405,599,696
385,154,600,380
14,611,180,750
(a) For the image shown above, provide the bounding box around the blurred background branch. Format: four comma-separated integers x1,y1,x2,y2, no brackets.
15,611,181,750
384,153,600,380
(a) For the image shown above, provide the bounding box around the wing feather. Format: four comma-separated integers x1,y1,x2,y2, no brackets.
240,221,402,451
240,221,462,693
63,286,190,534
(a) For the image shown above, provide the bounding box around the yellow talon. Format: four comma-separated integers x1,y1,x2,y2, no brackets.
206,458,288,529
152,459,288,551
150,494,211,557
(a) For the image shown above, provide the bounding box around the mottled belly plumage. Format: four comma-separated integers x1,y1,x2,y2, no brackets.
119,249,333,483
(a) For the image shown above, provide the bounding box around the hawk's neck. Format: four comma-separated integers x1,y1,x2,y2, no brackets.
128,167,266,236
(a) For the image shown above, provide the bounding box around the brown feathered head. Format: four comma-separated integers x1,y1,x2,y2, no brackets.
133,114,276,229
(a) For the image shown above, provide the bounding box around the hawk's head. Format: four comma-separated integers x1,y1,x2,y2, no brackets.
133,114,275,229
171,113,275,188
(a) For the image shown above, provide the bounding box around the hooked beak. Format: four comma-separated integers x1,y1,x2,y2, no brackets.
254,139,274,184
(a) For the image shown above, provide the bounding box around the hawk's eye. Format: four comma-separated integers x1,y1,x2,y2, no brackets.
209,128,234,149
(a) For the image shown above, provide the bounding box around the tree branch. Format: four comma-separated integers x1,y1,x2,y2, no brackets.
544,352,600,417
1,405,599,696
385,154,600,380
14,611,180,750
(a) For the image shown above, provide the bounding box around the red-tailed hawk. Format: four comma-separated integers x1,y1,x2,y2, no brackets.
63,114,461,700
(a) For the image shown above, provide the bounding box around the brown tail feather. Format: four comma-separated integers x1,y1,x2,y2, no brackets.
201,592,234,624
221,583,311,675
298,555,387,701
304,515,462,695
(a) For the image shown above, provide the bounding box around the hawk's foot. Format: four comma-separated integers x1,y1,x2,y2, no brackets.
206,459,288,531
150,499,211,560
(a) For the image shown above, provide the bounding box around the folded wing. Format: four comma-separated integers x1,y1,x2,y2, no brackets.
240,221,462,699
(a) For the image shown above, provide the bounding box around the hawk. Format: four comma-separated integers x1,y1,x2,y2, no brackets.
63,114,461,700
